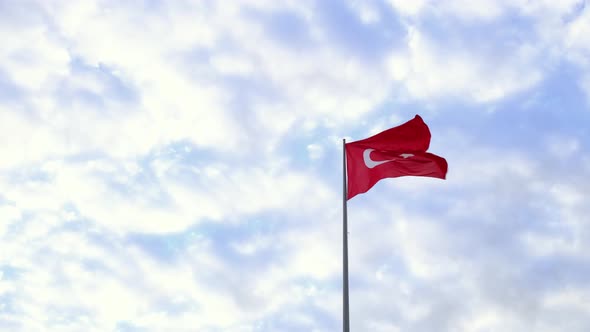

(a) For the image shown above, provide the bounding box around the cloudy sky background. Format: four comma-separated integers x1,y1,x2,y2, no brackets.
1,0,590,331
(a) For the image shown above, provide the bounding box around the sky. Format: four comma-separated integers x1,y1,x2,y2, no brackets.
0,0,589,331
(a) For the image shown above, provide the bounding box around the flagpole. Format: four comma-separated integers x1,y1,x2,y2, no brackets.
342,138,350,332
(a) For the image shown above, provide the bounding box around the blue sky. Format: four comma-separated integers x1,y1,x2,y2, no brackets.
1,1,589,331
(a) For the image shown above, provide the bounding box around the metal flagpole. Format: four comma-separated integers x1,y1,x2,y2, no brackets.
342,139,350,332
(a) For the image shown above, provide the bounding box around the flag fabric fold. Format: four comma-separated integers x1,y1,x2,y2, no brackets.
346,115,448,200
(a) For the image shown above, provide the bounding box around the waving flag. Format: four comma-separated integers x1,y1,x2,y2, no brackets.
346,115,447,199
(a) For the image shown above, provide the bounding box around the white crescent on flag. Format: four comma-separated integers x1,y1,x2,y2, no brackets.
363,149,414,169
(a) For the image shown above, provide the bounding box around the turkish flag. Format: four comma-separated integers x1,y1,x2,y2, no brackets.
346,115,447,200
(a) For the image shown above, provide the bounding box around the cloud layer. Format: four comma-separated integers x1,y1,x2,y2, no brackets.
1,1,589,331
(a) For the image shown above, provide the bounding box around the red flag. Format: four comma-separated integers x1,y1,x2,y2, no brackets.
346,115,447,200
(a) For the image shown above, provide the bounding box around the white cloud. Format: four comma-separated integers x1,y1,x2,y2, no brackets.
0,1,244,169
348,0,382,24
386,0,590,102
387,27,543,102
306,143,324,160
0,201,343,331
386,0,429,16
566,5,590,58
210,53,256,76
0,154,338,233
563,5,590,100
0,205,20,237
0,18,70,92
